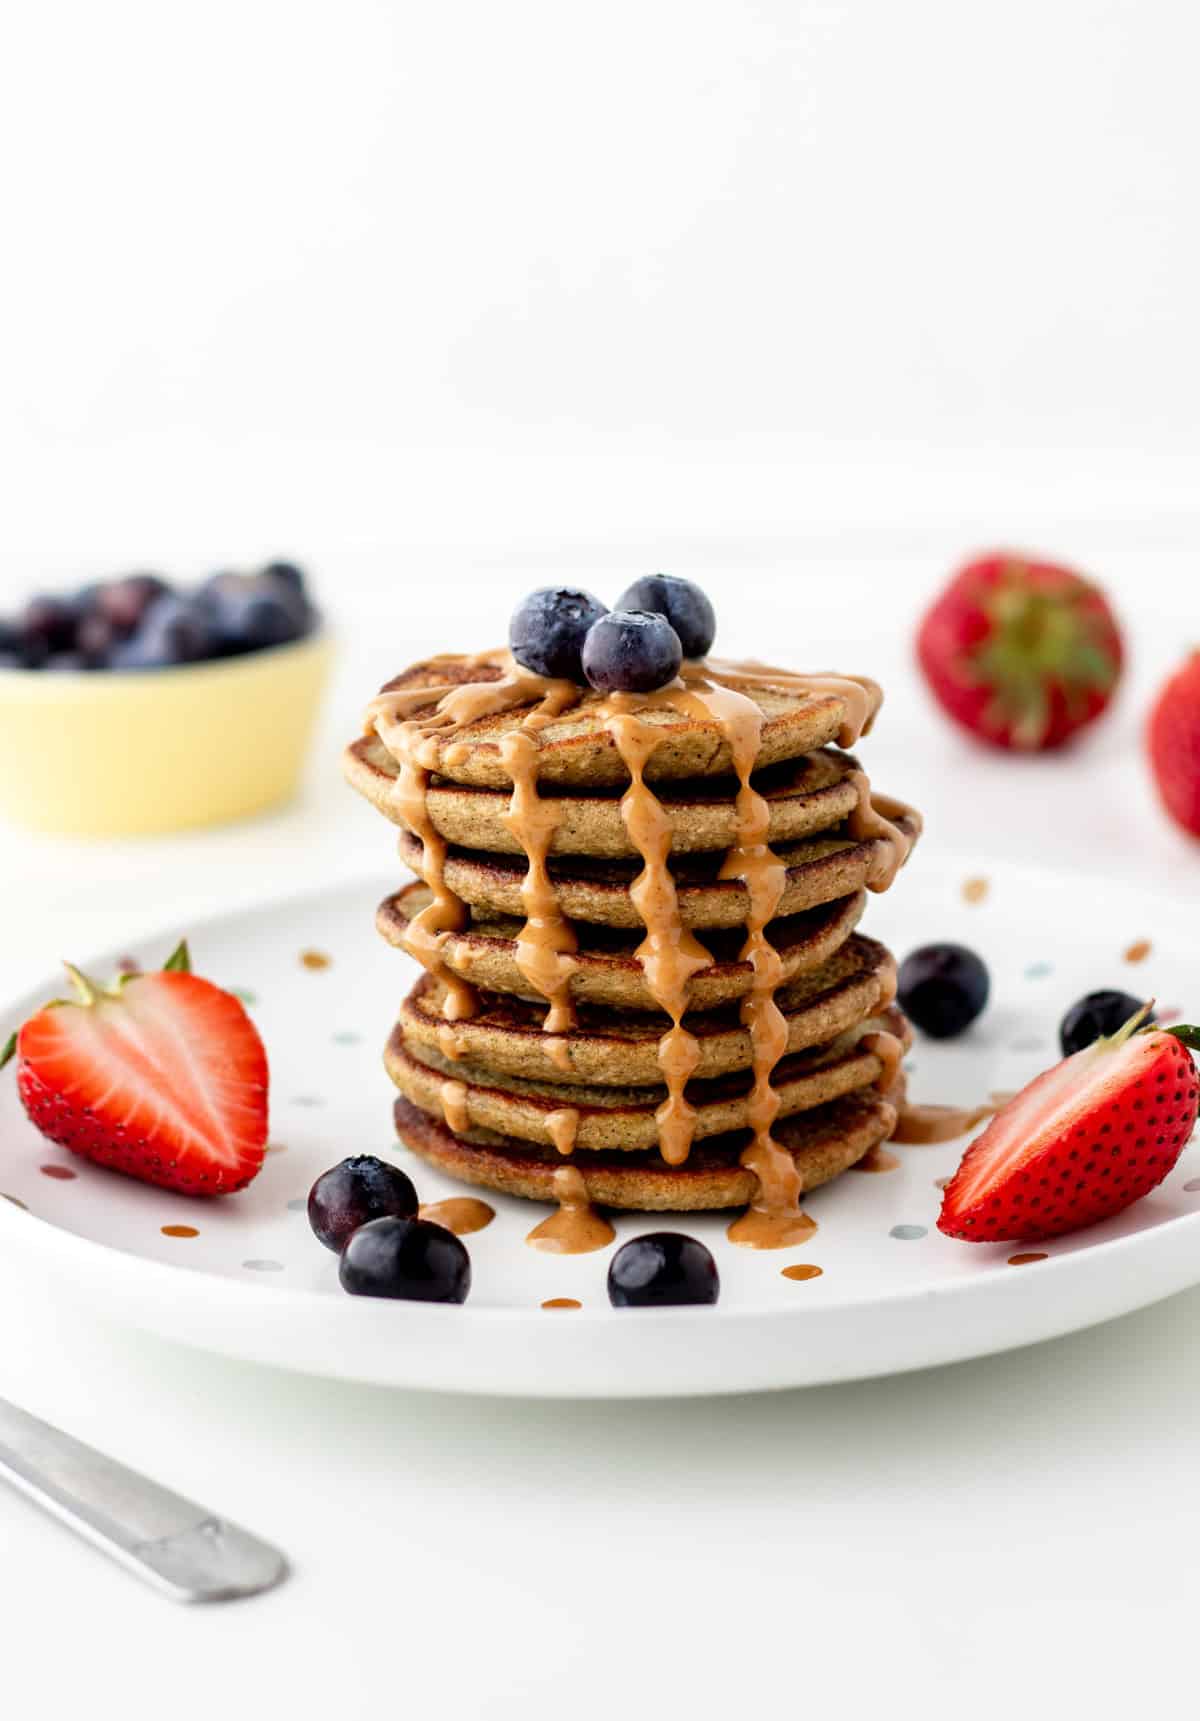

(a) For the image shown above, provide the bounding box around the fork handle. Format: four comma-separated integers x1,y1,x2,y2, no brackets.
0,1394,287,1601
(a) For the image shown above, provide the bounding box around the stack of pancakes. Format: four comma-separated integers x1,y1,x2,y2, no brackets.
345,653,920,1231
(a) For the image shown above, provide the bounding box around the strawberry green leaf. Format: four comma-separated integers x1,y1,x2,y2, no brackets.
0,1031,15,1071
163,940,192,974
1166,1025,1200,1051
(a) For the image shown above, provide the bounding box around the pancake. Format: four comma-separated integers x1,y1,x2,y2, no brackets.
393,1089,900,1210
378,881,867,1011
386,1006,909,1153
401,933,897,1085
365,654,867,789
397,809,921,930
345,734,860,858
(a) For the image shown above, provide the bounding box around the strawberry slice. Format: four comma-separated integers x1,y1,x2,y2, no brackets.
1,942,269,1196
938,1008,1200,1242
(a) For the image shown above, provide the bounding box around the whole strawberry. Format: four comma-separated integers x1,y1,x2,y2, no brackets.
1,942,269,1195
917,552,1123,750
1148,650,1200,838
939,1007,1200,1242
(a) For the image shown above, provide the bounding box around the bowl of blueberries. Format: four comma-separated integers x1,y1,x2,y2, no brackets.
0,561,332,836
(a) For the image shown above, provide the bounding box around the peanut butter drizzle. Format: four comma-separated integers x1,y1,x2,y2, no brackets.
545,1106,580,1157
893,1101,1000,1144
369,654,577,1028
545,1035,574,1073
852,1144,901,1174
525,1166,615,1255
385,719,477,1021
419,1196,495,1235
845,771,916,893
604,705,711,1166
500,728,579,1033
440,1078,470,1136
860,1029,904,1094
437,1022,466,1062
365,650,900,1243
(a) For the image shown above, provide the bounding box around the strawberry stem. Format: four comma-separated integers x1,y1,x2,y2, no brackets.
1097,1000,1155,1051
1166,1025,1200,1052
0,1031,15,1071
163,940,192,974
62,963,101,1007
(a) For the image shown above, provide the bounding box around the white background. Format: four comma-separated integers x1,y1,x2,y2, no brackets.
1,3,1200,1718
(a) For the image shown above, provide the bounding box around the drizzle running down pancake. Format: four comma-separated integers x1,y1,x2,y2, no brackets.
345,640,921,1245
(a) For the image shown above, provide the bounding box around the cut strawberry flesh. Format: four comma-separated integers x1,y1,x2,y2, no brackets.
946,1038,1130,1213
17,970,268,1187
941,1025,1200,1241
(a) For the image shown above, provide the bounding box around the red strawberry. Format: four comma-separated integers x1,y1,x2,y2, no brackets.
917,552,1123,750
1148,650,1200,838
1,942,269,1196
938,1009,1200,1242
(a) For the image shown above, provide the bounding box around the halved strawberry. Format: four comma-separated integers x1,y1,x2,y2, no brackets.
1,942,269,1196
938,1008,1200,1242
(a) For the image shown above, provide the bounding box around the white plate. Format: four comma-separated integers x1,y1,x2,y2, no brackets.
0,860,1196,1398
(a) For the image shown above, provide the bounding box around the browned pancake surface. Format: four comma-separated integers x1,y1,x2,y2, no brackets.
387,1005,908,1152
396,809,920,930
378,882,867,1010
366,655,856,789
402,932,897,1084
393,1090,899,1210
346,735,861,857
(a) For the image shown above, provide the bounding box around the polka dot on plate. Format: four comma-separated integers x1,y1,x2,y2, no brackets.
962,876,989,905
781,1264,823,1281
1008,1252,1048,1266
300,949,332,971
287,1196,307,1212
40,1164,77,1181
161,1224,198,1239
1024,961,1054,980
541,1298,581,1310
890,1224,927,1241
1124,939,1151,964
1183,1178,1200,1193
243,1258,284,1272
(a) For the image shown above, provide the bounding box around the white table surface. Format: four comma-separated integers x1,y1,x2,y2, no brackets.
1,544,1198,1719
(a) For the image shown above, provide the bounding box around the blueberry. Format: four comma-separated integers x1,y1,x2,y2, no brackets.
614,574,716,659
76,612,117,667
1060,990,1154,1056
307,1154,419,1252
111,593,214,670
897,942,990,1038
260,560,307,597
581,609,683,695
96,573,171,635
339,1216,471,1303
20,594,76,656
199,571,308,655
509,587,608,681
607,1232,719,1307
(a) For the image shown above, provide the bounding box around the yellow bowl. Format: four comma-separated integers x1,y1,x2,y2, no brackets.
0,630,334,837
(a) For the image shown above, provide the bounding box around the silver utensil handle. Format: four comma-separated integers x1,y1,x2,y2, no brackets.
0,1394,287,1602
